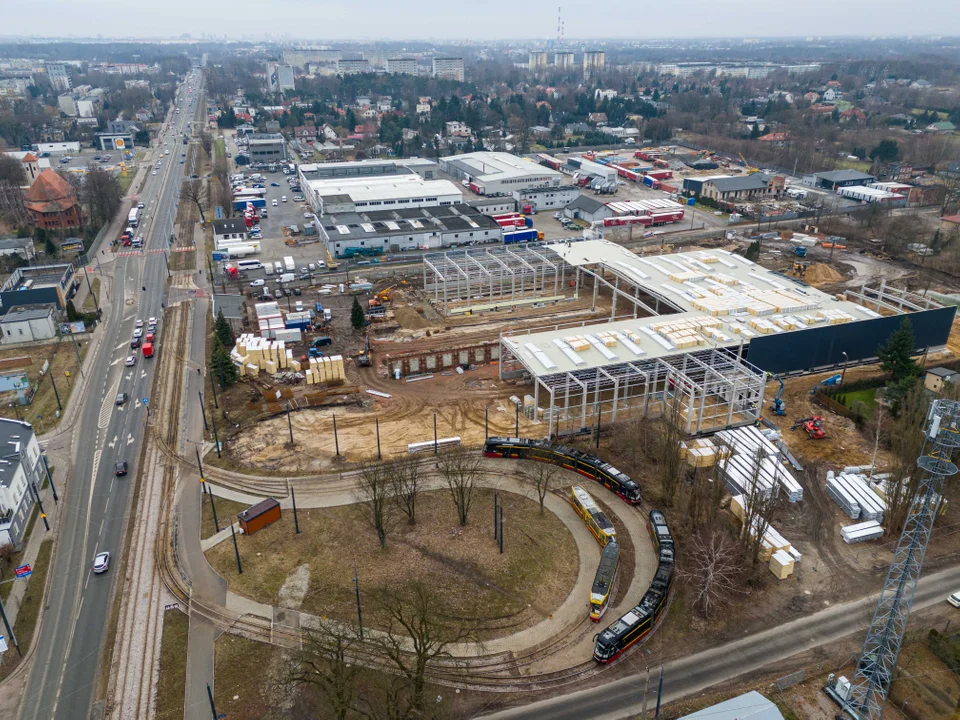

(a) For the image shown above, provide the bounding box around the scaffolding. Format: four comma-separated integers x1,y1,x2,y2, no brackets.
500,341,766,438
422,245,575,315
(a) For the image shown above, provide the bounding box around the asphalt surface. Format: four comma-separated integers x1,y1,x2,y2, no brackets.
477,562,960,720
18,69,203,720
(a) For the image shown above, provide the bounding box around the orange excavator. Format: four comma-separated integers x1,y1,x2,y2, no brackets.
791,416,826,440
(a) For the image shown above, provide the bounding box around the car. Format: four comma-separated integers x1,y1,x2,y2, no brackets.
165,150,170,155
137,202,145,209
93,552,111,573
148,316,156,326
190,174,199,179
151,170,157,175
272,199,278,206
294,196,304,202
125,355,136,367
133,327,143,339
94,155,101,160
283,288,292,297
308,263,316,271
115,461,128,476
270,182,280,187
250,278,265,287
300,267,308,274
304,212,312,219
295,301,304,312
281,196,287,202
135,319,144,328
130,337,141,349
180,159,185,164
950,592,960,608
116,392,127,406
293,287,302,296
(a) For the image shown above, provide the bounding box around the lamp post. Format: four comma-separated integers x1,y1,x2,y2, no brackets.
840,350,849,387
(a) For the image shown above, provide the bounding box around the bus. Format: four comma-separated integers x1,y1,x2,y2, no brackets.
235,259,264,272
128,207,140,227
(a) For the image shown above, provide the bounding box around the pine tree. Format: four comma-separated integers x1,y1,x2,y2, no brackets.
65,300,78,323
214,308,234,348
351,295,365,331
877,317,920,382
209,336,238,388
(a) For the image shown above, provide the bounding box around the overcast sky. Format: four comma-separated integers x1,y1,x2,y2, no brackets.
6,0,960,40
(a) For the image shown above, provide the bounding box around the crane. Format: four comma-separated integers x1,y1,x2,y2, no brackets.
738,152,759,174
770,374,786,416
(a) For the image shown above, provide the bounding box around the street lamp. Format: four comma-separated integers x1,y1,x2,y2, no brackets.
840,351,849,387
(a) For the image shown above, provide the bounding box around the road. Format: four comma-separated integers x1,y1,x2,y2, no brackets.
18,69,203,720
477,562,960,719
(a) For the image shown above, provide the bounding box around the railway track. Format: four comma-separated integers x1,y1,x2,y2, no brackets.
108,302,189,719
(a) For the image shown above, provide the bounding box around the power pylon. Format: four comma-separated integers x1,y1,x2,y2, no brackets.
848,399,960,718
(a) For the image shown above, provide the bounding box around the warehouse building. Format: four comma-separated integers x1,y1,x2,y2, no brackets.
246,133,287,163
514,185,581,211
318,203,501,257
298,158,439,183
421,239,953,437
0,305,58,344
564,195,614,223
301,172,461,217
439,151,563,195
814,169,876,190
0,264,74,313
467,197,517,216
837,185,907,206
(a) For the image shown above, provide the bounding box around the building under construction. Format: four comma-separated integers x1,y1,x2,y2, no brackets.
423,239,955,437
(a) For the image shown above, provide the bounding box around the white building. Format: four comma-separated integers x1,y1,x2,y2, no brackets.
432,57,464,82
46,63,72,92
386,58,418,75
439,151,563,195
583,50,605,76
554,52,575,69
266,62,296,92
0,418,46,551
283,48,342,69
212,218,247,245
337,59,371,75
304,175,461,216
595,89,618,100
0,305,57,344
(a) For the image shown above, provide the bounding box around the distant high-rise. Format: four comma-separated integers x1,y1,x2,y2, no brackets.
583,50,605,77
554,52,575,69
432,57,464,82
386,58,418,75
337,59,371,75
282,48,341,69
266,62,295,92
528,51,548,72
46,63,72,92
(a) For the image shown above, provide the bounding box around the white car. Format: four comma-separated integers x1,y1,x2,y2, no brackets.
148,317,156,326
135,319,144,328
125,355,136,367
151,170,157,175
137,202,145,209
272,199,278,206
281,196,287,202
250,278,265,287
308,263,316,271
949,592,960,608
93,551,110,574
304,212,312,219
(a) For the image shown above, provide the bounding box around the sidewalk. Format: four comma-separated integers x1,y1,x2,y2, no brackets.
3,485,59,630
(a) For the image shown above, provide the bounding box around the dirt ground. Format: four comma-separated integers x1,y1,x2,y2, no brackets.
205,487,578,640
0,337,88,431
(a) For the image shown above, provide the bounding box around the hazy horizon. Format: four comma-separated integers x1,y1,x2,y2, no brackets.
5,0,960,42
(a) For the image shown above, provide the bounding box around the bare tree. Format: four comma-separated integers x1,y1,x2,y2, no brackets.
729,447,781,576
885,383,929,533
0,155,26,186
180,178,207,223
655,392,687,507
439,448,481,526
356,460,393,548
281,619,360,720
680,528,744,618
391,458,422,525
369,582,479,716
199,130,213,158
0,182,29,226
522,460,556,513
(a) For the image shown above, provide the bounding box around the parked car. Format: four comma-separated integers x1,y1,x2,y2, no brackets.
293,288,302,296
281,196,287,202
93,552,111,574
272,199,278,206
294,195,304,201
250,278,265,287
949,592,960,608
270,182,280,187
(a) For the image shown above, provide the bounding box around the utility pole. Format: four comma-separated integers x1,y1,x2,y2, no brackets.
199,391,208,431
206,683,218,720
209,370,218,409
286,406,294,445
333,413,340,457
70,333,84,378
229,521,242,574
515,402,519,437
82,265,99,312
353,559,364,639
291,486,300,534
49,372,62,412
0,592,21,656
433,412,438,455
375,417,381,461
41,453,58,504
498,505,504,554
654,666,664,720
196,447,205,489
31,482,49,531
211,415,220,458
207,484,220,533
493,492,499,541
485,406,488,439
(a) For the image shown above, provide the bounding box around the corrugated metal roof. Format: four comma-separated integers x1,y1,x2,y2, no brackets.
679,691,783,720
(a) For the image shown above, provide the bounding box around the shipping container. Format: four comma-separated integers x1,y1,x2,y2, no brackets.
238,499,281,535
645,170,674,180
503,228,539,244
642,175,660,189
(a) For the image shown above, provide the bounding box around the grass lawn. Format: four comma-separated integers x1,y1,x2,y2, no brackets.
117,172,135,195
214,138,225,160
0,505,39,601
201,492,248,539
205,487,578,639
889,641,960,719
214,633,280,718
835,158,873,173
836,387,878,413
154,611,188,720
0,539,52,682
82,278,101,312
0,339,88,432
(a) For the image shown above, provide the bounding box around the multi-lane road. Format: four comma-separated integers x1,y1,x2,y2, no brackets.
18,69,204,720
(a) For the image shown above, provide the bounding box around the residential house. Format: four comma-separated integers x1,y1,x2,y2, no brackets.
445,121,471,137
587,112,608,126
822,87,842,102
212,218,247,245
927,121,956,133
0,237,35,260
293,125,318,141
925,367,959,394
23,169,82,229
939,214,960,234
0,418,47,551
376,97,393,112
840,107,866,123
803,91,820,103
566,122,591,135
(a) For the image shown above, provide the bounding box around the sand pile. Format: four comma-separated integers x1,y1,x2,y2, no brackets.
394,305,434,329
805,263,844,286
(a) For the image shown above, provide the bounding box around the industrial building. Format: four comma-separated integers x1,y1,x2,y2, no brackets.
0,419,47,550
0,263,74,313
813,169,877,190
431,57,465,82
300,164,461,216
467,197,516,216
246,133,287,164
689,173,784,203
514,185,581,211
564,195,614,223
422,239,954,437
298,158,439,183
0,305,58,344
439,151,563,194
837,185,907,206
318,203,501,257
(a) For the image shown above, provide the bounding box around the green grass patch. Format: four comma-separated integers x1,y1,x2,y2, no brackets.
0,539,52,682
117,172,135,195
200,493,248,539
155,610,189,720
214,138,225,160
835,387,878,413
835,158,872,173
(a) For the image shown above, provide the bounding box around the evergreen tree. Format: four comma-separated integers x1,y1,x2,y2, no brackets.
209,336,238,388
351,295,365,331
877,317,920,382
65,299,78,323
214,309,234,348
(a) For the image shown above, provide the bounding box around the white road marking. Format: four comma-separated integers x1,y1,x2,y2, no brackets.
99,519,104,535
108,436,117,449
77,596,84,616
126,434,134,446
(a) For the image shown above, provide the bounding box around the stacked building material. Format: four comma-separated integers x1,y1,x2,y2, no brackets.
825,471,886,522
769,549,795,579
305,355,346,385
680,437,732,468
715,425,803,502
841,520,884,544
731,495,796,575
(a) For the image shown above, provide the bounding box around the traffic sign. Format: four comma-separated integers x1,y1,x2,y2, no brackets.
142,398,149,406
164,602,180,611
0,635,7,653
14,565,31,578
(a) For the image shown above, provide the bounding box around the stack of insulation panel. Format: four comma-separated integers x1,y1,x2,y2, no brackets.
731,495,795,567
232,334,293,376
305,355,345,385
715,426,803,502
841,520,884,544
826,471,886,522
769,549,795,580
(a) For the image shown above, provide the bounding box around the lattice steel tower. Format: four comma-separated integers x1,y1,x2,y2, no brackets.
849,399,960,718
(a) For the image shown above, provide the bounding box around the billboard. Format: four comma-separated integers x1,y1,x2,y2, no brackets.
60,321,86,335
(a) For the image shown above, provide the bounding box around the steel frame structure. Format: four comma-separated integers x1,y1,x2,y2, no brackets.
422,245,573,315
499,343,766,438
848,399,960,719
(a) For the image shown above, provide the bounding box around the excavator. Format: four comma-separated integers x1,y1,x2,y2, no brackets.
325,247,340,270
770,374,786,416
356,333,371,368
791,416,826,440
738,152,759,174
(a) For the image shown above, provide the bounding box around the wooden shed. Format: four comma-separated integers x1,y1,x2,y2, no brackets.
237,498,281,536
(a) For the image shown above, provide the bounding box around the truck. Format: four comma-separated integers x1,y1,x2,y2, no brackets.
283,256,295,272
468,182,485,195
225,244,258,258
142,342,154,358
128,207,140,227
232,197,266,211
503,228,540,245
278,272,295,283
642,175,660,189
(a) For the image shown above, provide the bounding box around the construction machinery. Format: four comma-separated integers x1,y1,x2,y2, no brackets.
809,374,842,395
356,333,371,368
791,416,826,439
770,374,786,416
790,261,808,279
325,247,340,270
738,152,759,174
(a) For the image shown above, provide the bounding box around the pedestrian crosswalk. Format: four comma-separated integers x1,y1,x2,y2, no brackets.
116,249,167,257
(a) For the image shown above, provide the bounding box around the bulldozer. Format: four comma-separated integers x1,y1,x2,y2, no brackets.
791,416,826,440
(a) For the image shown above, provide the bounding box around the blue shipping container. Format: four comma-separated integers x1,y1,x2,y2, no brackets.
232,197,266,210
503,228,538,244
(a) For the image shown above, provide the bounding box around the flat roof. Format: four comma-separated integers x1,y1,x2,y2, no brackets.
440,151,563,183
310,176,461,204
0,305,54,323
0,418,33,488
503,240,888,378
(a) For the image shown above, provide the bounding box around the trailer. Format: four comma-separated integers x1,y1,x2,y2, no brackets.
642,175,660,189
645,169,674,180
232,197,266,211
225,244,259,258
650,210,684,225
493,213,527,228
503,228,539,244
468,182,486,195
603,215,653,228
